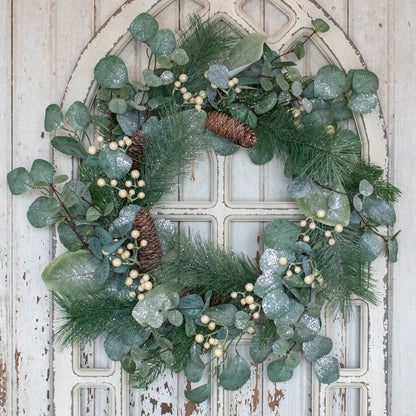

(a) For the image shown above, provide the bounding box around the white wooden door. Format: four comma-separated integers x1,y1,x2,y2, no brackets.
2,1,415,415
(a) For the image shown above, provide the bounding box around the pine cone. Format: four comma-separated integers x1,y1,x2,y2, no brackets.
126,130,146,171
205,111,257,147
133,208,162,272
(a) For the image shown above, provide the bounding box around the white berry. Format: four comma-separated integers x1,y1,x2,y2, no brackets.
200,315,210,324
138,191,145,199
204,342,210,349
118,139,125,147
335,224,344,233
286,270,293,277
140,240,148,247
304,274,314,284
303,235,310,243
121,251,131,259
328,238,336,246
253,312,260,319
300,220,307,227
317,209,326,218
129,269,139,278
324,230,332,238
96,135,104,143
309,222,316,230
109,142,118,150
97,178,106,187
129,291,137,298
88,145,97,155
183,92,192,100
179,74,188,83
245,295,254,305
180,87,187,94
125,277,133,286
249,303,256,311
125,180,132,188
279,256,288,265
112,258,122,267
143,281,153,291
142,274,150,282
131,170,140,179
195,334,204,343
118,189,128,198
245,283,254,292
110,179,118,187
231,292,238,299
138,180,145,187
137,294,145,301
247,327,255,334
195,96,203,105
235,87,242,94
208,322,216,331
214,348,223,357
131,230,140,239
294,266,302,274
174,81,181,88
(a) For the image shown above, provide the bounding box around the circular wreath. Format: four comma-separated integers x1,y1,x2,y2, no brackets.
7,13,400,404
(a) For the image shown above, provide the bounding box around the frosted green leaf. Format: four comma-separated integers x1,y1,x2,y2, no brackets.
259,248,296,277
108,98,127,114
171,48,189,65
360,233,383,262
168,310,183,326
262,289,291,320
27,196,61,228
93,258,110,284
276,324,294,340
302,335,333,361
132,293,171,328
109,205,141,237
53,174,69,184
352,69,379,93
160,350,175,364
117,109,139,136
348,92,378,114
285,350,302,370
330,100,353,121
287,176,311,199
254,92,277,114
291,81,303,97
359,179,374,196
277,299,305,326
204,304,237,328
94,56,128,89
353,194,363,211
286,67,301,82
295,313,321,342
204,131,239,156
142,69,162,87
122,357,136,374
51,136,88,158
130,346,147,360
314,65,346,100
85,206,101,222
42,250,99,292
388,237,398,262
314,356,340,384
263,219,300,250
65,101,90,131
7,167,34,195
44,104,64,131
207,64,229,89
57,222,82,252
98,146,132,179
156,56,173,69
225,33,267,74
104,331,130,361
294,41,305,59
312,18,330,33
267,358,293,382
249,330,274,363
160,70,174,85
260,77,273,92
272,339,291,356
363,195,396,226
185,384,210,404
179,294,204,319
234,311,250,329
129,13,159,42
296,180,350,226
148,29,176,56
254,273,283,298
185,360,204,382
278,91,291,104
276,73,289,91
219,355,251,391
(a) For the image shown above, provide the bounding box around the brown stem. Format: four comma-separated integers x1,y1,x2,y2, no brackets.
312,179,352,196
356,211,388,242
141,348,170,363
271,30,317,63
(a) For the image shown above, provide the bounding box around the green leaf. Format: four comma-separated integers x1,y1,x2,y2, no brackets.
247,137,274,165
7,167,34,195
44,104,64,131
86,206,101,222
57,222,83,252
286,67,301,82
104,331,130,361
302,335,333,361
296,180,350,226
171,48,189,65
246,111,257,129
142,69,162,87
103,202,114,216
65,101,90,131
30,159,54,184
122,357,136,374
132,293,172,328
263,219,300,250
148,29,176,56
90,114,110,129
276,324,294,341
98,146,132,179
314,356,340,384
207,64,229,89
254,92,278,115
359,179,374,196
330,100,353,121
285,350,302,370
226,33,267,74
94,56,128,89
148,96,172,109
363,195,396,226
219,355,251,391
353,194,363,211
27,196,61,228
272,339,291,356
260,77,273,92
291,81,303,97
53,174,69,184
205,131,239,156
294,41,305,59
360,233,383,262
234,311,250,330
267,358,293,382
168,310,183,326
287,177,311,199
93,258,110,284
352,69,379,94
129,13,159,42
387,237,399,262
51,136,89,158
160,350,175,364
185,384,210,404
204,304,238,328
314,65,346,100
42,250,100,292
108,98,127,114
262,289,291,320
312,18,330,33
348,92,378,114
179,294,204,319
117,109,139,136
157,56,173,69
275,73,289,91
160,70,174,85
185,360,204,382
130,345,147,360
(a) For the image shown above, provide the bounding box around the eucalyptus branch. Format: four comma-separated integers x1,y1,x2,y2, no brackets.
356,210,388,242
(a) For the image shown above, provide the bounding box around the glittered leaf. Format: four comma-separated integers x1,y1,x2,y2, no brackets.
104,331,130,361
272,339,291,356
287,176,311,199
267,358,293,382
352,69,379,94
348,92,378,114
160,70,174,85
57,222,83,252
142,69,162,87
86,206,101,222
219,355,251,391
207,64,229,89
185,360,204,382
65,101,90,131
276,73,289,91
7,167,34,195
286,68,301,82
254,92,277,115
234,311,250,329
360,233,383,262
109,205,141,237
314,356,340,384
129,13,159,42
171,48,189,65
122,357,136,374
314,65,346,100
285,350,302,370
51,136,89,158
179,294,204,319
312,18,330,33
262,289,291,320
148,29,176,56
353,194,363,211
94,56,128,89
291,81,303,97
276,324,294,341
98,146,132,179
168,310,183,327
254,273,283,297
185,384,210,404
204,130,239,156
363,195,396,226
302,335,333,361
116,108,139,135
108,98,127,114
27,196,61,228
44,104,64,131
259,248,296,277
204,304,237,328
359,179,374,196
249,330,274,363
263,219,300,250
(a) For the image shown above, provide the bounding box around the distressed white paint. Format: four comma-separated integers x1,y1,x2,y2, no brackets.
1,0,415,415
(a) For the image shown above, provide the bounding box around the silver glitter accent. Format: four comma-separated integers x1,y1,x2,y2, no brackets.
154,218,176,254
109,204,141,235
262,289,291,319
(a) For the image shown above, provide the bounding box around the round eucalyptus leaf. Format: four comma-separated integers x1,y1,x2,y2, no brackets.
254,92,277,115
185,360,205,383
219,355,251,391
314,356,340,384
362,194,396,226
353,194,363,211
272,339,291,356
122,357,136,374
294,41,305,59
7,167,34,195
117,109,139,136
234,311,250,329
302,335,333,361
249,330,274,363
185,384,210,404
98,146,132,179
94,56,128,89
142,69,162,87
254,273,283,298
276,73,289,91
160,70,174,85
65,101,90,131
108,98,127,114
207,64,230,89
171,48,189,65
287,176,311,199
312,18,330,32
267,358,293,382
263,219,300,250
262,289,291,320
104,331,130,361
148,29,176,56
352,69,379,93
129,13,159,42
27,196,61,228
286,67,301,82
291,81,303,97
44,104,64,131
348,92,378,114
314,65,346,100
360,233,383,262
359,179,374,196
168,310,183,326
205,131,239,156
51,136,89,158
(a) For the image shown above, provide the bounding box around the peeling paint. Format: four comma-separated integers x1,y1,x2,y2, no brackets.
268,388,284,412
0,361,7,408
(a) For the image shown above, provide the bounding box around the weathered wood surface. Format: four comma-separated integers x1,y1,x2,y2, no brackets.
0,0,414,415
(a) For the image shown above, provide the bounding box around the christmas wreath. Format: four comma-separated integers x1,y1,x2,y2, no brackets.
7,13,400,404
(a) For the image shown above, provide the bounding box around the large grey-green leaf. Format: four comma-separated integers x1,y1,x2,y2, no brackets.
363,194,396,226
287,176,312,199
129,13,159,42
185,384,210,404
7,167,34,195
94,56,128,89
249,330,274,363
98,146,132,179
254,92,277,115
117,109,139,136
27,196,61,228
42,250,99,292
219,355,251,391
352,69,379,94
314,356,340,384
234,311,250,330
262,289,291,320
44,104,64,131
148,29,176,56
104,331,130,361
263,219,300,250
204,131,239,156
57,222,83,252
143,69,162,87
314,65,346,100
30,159,54,184
108,98,127,114
207,64,229,89
51,136,88,158
204,304,237,328
171,48,189,65
267,358,293,382
348,92,378,114
65,101,90,131
185,360,205,383
360,233,383,262
302,335,333,361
